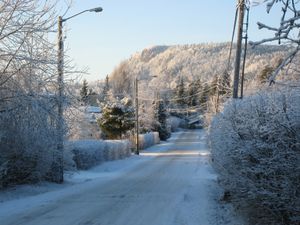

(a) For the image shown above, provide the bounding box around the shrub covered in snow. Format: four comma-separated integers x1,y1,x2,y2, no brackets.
138,132,160,149
209,87,300,224
0,0,68,187
66,140,131,170
0,98,61,188
168,116,185,132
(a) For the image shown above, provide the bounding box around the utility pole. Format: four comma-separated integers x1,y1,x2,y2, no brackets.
57,16,64,183
135,77,139,155
56,7,103,183
240,6,250,99
233,0,245,99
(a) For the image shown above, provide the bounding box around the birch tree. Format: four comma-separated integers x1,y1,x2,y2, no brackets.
0,0,68,186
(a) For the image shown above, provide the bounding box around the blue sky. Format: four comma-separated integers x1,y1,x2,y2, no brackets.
62,0,281,81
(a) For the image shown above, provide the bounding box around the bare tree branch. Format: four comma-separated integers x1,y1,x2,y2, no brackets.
251,0,300,83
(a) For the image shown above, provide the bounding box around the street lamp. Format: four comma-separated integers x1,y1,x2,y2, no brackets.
56,7,103,182
134,77,139,155
134,75,158,155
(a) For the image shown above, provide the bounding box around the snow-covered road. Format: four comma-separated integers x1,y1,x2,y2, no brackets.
0,130,239,225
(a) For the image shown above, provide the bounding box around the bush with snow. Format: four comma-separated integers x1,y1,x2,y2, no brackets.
209,87,300,224
66,140,131,170
0,97,63,188
0,0,69,187
138,132,160,149
168,116,185,132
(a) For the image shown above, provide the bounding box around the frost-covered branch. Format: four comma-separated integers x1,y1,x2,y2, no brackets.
251,0,300,83
268,46,299,84
0,0,78,186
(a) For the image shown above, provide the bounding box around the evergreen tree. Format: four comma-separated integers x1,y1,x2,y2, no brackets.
199,83,210,111
209,76,223,114
187,81,198,107
219,70,231,96
258,58,283,84
97,98,134,139
194,78,203,93
176,77,186,107
193,78,203,106
100,75,110,102
153,99,170,140
258,65,273,84
80,79,88,104
210,76,219,97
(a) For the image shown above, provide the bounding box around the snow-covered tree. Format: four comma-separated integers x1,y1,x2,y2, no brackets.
80,79,89,104
218,70,231,96
257,58,283,84
199,83,210,111
0,0,69,186
210,76,219,97
175,77,186,107
108,43,285,100
258,65,273,84
139,102,154,133
110,61,132,97
100,75,110,103
153,99,171,140
97,97,135,139
187,81,199,107
251,0,300,83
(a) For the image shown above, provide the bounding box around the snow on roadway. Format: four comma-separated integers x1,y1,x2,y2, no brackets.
0,129,243,225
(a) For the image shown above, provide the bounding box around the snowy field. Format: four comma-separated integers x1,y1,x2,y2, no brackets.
0,130,244,225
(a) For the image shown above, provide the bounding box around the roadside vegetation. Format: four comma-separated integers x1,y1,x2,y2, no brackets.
209,1,300,224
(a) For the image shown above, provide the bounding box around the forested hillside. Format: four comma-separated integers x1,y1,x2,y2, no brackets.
109,43,286,96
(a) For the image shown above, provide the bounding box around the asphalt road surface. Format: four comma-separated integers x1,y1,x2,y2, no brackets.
2,130,220,225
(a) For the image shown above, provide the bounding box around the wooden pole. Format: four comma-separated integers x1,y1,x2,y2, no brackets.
233,0,245,99
135,77,139,155
56,16,64,183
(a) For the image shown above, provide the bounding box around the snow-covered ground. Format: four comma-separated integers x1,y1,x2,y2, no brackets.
0,130,244,225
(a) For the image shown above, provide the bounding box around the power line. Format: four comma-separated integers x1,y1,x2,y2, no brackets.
226,5,239,71
137,85,216,102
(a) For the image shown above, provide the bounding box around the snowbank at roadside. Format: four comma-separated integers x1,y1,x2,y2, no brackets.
67,131,161,170
138,132,160,149
0,131,180,204
66,139,131,170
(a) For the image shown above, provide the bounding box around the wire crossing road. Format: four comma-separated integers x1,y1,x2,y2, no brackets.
1,130,221,225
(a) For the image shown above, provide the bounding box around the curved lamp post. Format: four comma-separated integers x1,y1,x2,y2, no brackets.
57,7,103,182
